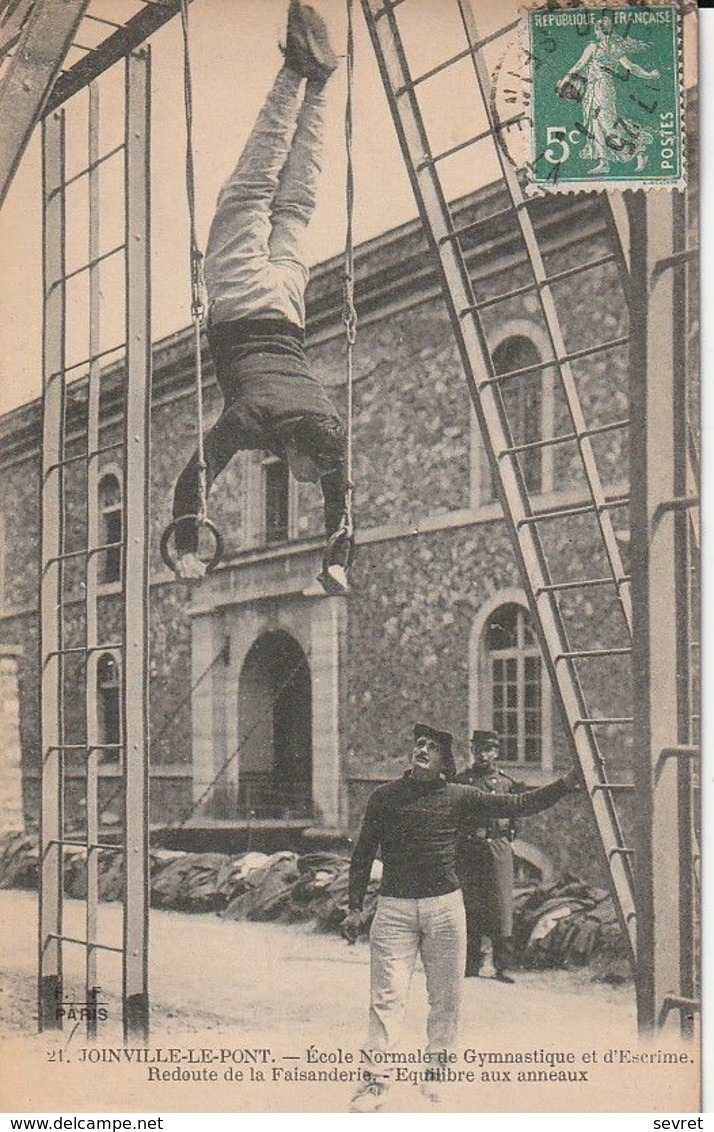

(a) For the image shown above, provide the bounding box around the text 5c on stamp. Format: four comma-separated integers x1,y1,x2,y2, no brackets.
525,5,683,193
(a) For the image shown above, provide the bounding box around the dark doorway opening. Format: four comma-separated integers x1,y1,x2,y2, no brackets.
236,631,312,819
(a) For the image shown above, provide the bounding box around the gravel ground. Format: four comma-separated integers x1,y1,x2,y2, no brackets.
0,889,698,1114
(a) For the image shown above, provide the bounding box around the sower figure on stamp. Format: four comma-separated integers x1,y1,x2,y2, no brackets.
556,14,660,175
171,1,353,594
455,729,526,984
341,723,581,1112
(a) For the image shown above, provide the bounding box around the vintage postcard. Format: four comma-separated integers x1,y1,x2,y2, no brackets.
0,0,703,1117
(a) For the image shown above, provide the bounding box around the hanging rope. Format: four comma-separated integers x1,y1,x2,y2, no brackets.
323,0,358,575
343,0,357,502
161,0,223,575
180,0,206,501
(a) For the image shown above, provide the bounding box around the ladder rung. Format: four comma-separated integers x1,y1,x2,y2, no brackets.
49,244,125,289
661,995,701,1014
660,745,699,761
44,540,123,566
518,502,593,524
555,647,631,661
536,575,631,595
373,0,409,19
46,933,123,955
43,646,88,659
591,782,635,792
85,13,124,30
583,417,631,439
474,253,619,313
440,201,523,247
44,642,123,660
574,717,633,727
652,495,699,524
652,248,699,281
500,417,630,458
543,253,619,288
609,847,635,857
478,335,630,391
599,493,630,511
43,547,89,565
517,491,629,527
46,742,123,754
44,439,124,475
46,342,127,386
56,143,125,193
397,21,521,94
418,117,523,171
49,838,121,852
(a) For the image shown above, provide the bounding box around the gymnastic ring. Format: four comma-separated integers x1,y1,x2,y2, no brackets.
160,515,224,576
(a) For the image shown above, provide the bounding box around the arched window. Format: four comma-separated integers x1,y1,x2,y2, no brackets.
486,603,545,766
477,334,552,504
97,652,121,754
98,473,122,584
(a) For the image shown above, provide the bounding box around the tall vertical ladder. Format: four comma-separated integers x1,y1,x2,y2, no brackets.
362,0,642,959
39,51,151,1041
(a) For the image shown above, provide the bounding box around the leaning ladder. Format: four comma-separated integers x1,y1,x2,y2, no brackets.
362,0,639,957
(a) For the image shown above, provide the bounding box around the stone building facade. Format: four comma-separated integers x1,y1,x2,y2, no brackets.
0,181,644,885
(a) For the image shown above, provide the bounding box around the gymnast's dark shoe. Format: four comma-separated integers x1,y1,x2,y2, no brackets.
495,970,516,984
317,563,349,596
282,0,339,85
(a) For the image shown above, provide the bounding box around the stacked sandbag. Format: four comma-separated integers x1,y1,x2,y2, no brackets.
221,851,300,921
283,852,350,926
0,832,630,981
513,876,630,982
0,831,37,890
151,851,233,912
98,848,124,900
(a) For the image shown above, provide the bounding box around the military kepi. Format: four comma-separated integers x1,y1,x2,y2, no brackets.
471,729,500,752
413,722,456,780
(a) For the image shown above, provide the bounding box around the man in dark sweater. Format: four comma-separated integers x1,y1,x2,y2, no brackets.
343,722,579,1110
170,2,352,594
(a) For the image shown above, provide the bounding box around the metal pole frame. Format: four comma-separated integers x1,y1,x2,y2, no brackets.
0,0,91,209
628,189,699,1035
38,106,66,1033
85,80,102,1043
122,47,151,1044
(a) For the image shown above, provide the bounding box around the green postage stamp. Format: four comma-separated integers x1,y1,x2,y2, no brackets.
525,5,683,192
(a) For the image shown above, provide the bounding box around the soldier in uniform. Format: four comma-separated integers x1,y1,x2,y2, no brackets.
455,730,525,983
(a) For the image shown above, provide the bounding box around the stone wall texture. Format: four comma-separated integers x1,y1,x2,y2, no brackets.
0,175,697,889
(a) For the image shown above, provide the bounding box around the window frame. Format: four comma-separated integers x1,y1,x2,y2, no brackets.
469,590,553,773
97,468,123,587
470,321,555,510
262,453,291,545
96,649,122,760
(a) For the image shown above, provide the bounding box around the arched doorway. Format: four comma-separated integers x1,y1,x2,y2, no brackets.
237,631,312,818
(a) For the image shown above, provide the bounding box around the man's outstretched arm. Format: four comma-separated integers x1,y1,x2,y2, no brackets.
458,767,580,819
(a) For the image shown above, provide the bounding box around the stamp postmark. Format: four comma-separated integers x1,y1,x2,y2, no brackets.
493,4,684,194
